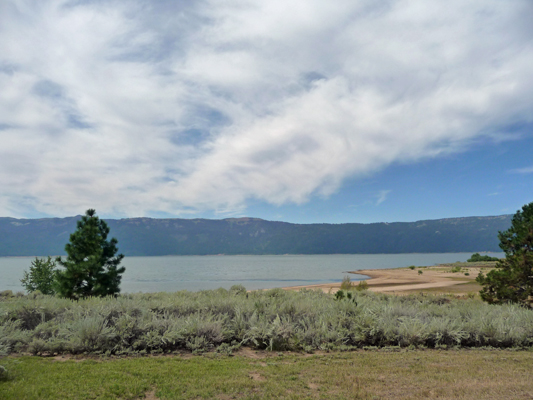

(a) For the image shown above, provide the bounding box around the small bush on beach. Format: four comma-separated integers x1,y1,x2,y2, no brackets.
409,266,416,270
340,275,354,291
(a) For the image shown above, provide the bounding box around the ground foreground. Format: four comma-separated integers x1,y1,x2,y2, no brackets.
1,349,533,399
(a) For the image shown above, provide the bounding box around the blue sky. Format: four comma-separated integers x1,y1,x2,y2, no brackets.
1,0,532,223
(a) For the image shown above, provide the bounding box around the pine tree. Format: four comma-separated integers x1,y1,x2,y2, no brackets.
55,209,125,299
477,202,533,306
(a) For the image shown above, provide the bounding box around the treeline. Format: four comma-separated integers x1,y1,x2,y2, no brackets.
0,214,512,256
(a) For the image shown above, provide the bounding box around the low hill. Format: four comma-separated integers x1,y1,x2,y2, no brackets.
0,214,511,256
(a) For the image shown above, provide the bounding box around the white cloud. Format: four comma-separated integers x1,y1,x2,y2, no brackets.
1,0,532,217
512,166,533,174
376,190,391,206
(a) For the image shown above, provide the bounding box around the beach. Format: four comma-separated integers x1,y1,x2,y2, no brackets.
282,263,492,295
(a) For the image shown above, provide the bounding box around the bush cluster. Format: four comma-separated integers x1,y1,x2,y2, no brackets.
1,288,533,356
468,253,500,262
450,265,463,273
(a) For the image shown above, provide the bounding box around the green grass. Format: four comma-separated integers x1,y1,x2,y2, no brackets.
1,350,533,399
1,354,259,399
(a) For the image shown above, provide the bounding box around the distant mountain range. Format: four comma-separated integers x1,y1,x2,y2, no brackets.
0,214,512,256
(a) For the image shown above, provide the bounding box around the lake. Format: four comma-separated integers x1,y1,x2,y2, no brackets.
0,252,501,293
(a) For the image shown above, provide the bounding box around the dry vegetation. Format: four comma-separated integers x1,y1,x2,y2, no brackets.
1,279,532,357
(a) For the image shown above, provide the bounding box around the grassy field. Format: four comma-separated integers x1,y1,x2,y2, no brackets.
1,349,533,399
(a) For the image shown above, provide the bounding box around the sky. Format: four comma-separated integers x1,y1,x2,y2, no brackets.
1,0,532,224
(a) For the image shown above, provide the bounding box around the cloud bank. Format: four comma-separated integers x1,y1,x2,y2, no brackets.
1,0,532,217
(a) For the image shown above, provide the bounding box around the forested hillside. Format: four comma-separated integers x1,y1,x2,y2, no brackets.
0,215,512,256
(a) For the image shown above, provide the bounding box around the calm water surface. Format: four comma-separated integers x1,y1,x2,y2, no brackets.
0,253,501,293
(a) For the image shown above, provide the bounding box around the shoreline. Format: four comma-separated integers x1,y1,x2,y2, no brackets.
282,263,492,294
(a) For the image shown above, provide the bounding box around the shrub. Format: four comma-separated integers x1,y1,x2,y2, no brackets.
355,280,369,291
340,275,354,291
229,285,247,296
468,253,500,262
20,257,58,295
0,343,7,380
2,288,533,354
408,266,416,270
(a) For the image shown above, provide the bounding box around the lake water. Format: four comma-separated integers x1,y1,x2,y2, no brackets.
0,253,501,293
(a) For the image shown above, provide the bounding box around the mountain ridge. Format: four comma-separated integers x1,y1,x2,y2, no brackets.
0,214,512,256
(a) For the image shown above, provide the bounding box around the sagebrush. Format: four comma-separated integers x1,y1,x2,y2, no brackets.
1,288,533,355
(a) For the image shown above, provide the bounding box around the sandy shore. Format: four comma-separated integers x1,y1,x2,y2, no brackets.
282,264,491,294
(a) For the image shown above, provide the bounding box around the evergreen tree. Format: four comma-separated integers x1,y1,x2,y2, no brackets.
55,209,125,299
477,202,533,306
